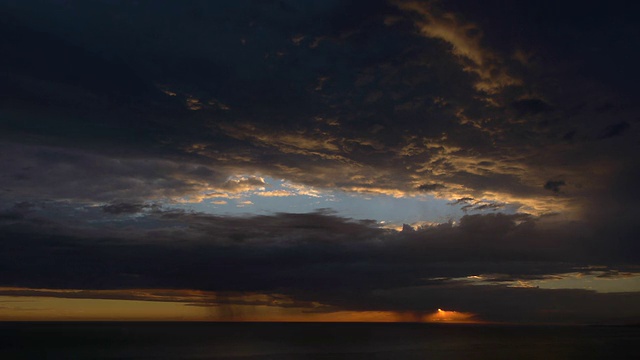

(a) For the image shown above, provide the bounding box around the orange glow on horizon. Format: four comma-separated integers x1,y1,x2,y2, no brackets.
0,288,480,323
425,308,477,323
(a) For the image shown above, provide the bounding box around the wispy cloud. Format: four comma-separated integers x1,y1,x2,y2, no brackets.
395,0,521,93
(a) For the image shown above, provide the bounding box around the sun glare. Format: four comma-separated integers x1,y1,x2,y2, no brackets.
426,308,476,323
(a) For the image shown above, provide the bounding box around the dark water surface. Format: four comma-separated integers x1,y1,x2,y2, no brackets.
1,322,638,359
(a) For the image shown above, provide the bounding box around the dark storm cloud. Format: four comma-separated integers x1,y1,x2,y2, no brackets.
0,143,230,202
2,208,639,322
2,0,634,215
0,202,36,222
101,202,156,215
0,0,462,200
0,211,23,222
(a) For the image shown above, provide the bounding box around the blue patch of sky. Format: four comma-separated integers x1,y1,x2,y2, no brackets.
175,177,514,225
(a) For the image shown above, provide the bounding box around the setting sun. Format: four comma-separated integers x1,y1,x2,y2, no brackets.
426,308,476,323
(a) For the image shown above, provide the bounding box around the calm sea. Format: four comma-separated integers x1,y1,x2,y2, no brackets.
0,322,638,359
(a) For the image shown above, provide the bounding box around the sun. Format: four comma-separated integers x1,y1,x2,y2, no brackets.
426,308,476,323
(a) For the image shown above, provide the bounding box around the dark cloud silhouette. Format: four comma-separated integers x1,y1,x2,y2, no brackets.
101,202,155,215
511,98,553,116
416,183,446,192
459,200,505,212
0,143,231,203
544,180,566,193
0,211,23,222
0,202,36,222
598,121,630,139
1,207,639,322
449,197,475,205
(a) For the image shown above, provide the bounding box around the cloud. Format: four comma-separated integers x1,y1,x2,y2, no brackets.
460,201,504,212
0,0,594,219
596,270,639,279
1,208,639,323
218,123,352,163
511,98,553,116
416,183,446,192
449,197,475,205
395,0,522,93
0,202,37,223
0,143,230,204
236,200,254,207
598,121,630,139
101,202,154,215
221,176,267,193
544,180,566,193
185,96,203,111
0,0,634,222
257,190,295,197
282,182,323,198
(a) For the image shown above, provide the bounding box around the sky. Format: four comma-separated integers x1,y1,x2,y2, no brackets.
1,0,640,324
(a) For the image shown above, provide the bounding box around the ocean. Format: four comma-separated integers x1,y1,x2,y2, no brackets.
1,322,638,359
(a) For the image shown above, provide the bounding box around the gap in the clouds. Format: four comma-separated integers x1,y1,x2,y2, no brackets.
173,176,515,228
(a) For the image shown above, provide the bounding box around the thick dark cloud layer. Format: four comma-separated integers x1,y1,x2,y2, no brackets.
1,0,640,323
1,0,638,210
1,207,639,322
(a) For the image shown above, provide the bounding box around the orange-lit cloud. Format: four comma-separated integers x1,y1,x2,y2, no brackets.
281,182,324,198
218,123,353,163
236,200,253,207
424,308,477,323
257,190,295,197
395,1,522,94
221,176,267,192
